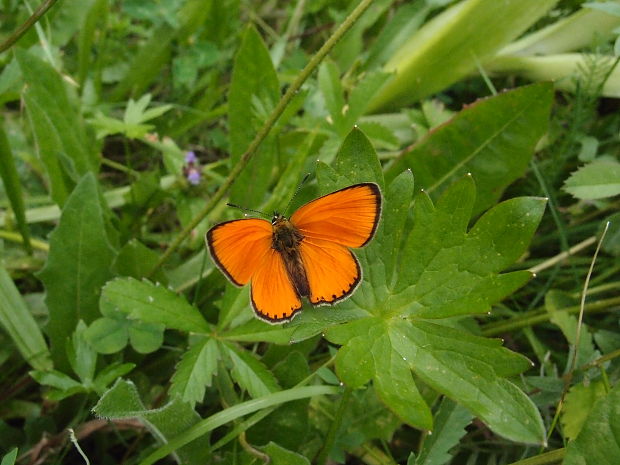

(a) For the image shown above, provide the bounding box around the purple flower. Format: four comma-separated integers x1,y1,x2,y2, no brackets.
186,168,201,185
185,151,198,164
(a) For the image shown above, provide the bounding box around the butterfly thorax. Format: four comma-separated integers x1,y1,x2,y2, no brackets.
271,214,310,297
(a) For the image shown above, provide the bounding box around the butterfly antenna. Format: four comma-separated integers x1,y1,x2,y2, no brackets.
226,203,268,218
283,173,311,216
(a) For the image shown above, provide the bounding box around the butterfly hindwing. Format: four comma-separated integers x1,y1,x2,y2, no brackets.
299,237,361,305
206,219,272,286
290,182,381,248
251,248,303,322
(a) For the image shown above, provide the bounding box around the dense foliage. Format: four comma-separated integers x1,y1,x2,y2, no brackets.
1,1,619,464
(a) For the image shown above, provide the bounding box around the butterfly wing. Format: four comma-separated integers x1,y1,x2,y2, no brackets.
290,182,381,247
250,249,303,322
206,219,272,286
299,238,361,305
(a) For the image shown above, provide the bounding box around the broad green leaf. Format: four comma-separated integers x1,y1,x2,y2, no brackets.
386,83,553,214
0,265,52,370
16,49,96,205
30,369,83,391
563,160,620,199
38,173,116,368
0,125,31,252
260,442,310,465
170,337,220,406
223,342,280,398
367,0,558,110
562,379,608,440
372,332,431,429
228,25,280,206
364,1,433,70
93,379,210,465
100,277,210,333
416,398,473,465
315,130,546,441
564,384,620,465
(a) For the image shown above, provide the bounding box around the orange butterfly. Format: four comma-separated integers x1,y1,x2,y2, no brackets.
206,183,382,323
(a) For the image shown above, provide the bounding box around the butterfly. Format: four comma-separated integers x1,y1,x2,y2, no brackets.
206,183,382,323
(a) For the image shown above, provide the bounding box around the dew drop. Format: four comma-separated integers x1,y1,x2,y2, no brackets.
148,296,154,303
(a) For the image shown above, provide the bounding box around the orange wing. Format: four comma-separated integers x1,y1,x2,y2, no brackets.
206,219,272,286
251,249,303,322
290,183,381,248
299,237,361,305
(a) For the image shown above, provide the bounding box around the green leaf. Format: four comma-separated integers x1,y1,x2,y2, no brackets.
564,383,620,465
170,337,220,406
224,342,280,398
93,379,210,465
318,60,347,136
562,379,607,440
0,125,31,252
260,442,310,465
30,369,83,391
315,136,546,442
66,321,97,384
228,25,280,206
0,265,52,370
113,239,167,282
416,398,473,465
1,448,18,465
563,160,620,199
15,49,96,205
100,277,210,333
367,0,558,110
386,83,554,214
247,351,311,450
364,1,432,70
84,317,129,354
110,23,175,100
38,173,116,368
93,362,135,393
128,320,165,354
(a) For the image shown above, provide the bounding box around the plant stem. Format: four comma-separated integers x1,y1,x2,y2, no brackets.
147,0,376,277
0,0,60,54
482,296,620,337
528,235,597,274
316,386,352,465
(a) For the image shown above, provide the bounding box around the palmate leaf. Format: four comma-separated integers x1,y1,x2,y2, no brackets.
287,128,546,443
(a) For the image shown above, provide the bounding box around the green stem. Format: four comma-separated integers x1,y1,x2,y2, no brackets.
138,385,340,465
147,0,376,277
0,0,60,54
316,386,353,465
482,296,620,337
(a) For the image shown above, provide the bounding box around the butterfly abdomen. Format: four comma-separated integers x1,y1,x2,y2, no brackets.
272,216,310,297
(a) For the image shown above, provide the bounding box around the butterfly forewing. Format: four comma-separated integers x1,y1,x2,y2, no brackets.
206,219,272,286
290,183,381,248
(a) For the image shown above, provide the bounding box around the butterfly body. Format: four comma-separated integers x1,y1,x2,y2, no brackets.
270,214,310,297
207,183,382,323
